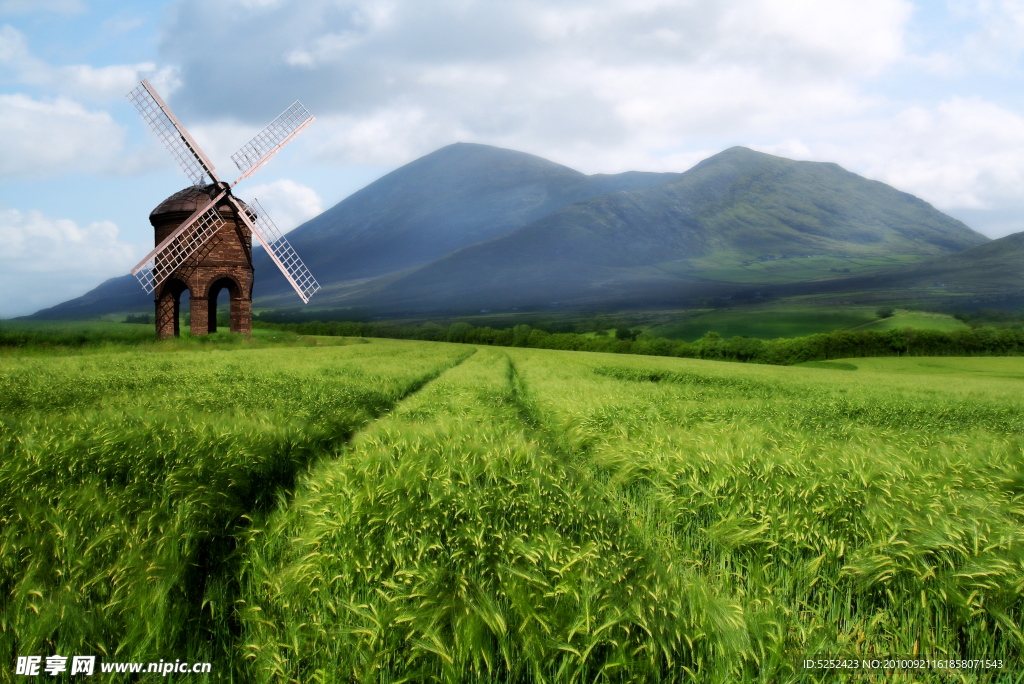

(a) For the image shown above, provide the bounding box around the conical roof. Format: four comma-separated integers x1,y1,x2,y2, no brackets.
150,184,218,217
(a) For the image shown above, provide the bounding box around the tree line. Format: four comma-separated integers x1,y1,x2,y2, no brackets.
251,318,1024,365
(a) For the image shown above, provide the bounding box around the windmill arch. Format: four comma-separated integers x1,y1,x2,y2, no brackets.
155,277,190,339
204,275,247,334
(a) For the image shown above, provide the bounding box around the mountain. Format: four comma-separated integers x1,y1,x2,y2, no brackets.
33,143,680,318
28,274,152,320
357,147,989,311
831,230,1024,303
251,142,681,300
28,144,995,319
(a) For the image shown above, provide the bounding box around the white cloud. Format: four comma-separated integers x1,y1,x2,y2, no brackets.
0,24,181,101
0,26,183,180
159,0,913,170
60,62,181,101
310,108,441,167
0,94,126,178
716,0,910,76
243,179,323,232
0,208,140,318
866,98,1024,210
186,121,264,174
954,0,1024,70
907,1,1024,76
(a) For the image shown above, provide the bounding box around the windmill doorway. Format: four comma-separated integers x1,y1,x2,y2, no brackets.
155,278,189,340
207,277,243,334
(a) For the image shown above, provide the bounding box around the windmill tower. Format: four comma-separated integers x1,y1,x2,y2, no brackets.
126,80,319,339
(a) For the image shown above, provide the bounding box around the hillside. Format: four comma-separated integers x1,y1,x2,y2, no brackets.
358,147,989,311
251,142,681,299
886,230,1024,291
813,230,1024,307
32,143,680,318
28,145,997,319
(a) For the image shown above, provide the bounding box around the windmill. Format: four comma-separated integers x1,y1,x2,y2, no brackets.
126,79,319,338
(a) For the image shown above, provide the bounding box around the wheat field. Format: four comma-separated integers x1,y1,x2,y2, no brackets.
1,337,1021,681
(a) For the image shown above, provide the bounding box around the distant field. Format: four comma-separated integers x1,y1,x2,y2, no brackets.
649,306,877,340
650,305,974,341
825,355,1024,378
666,253,932,284
853,310,969,333
2,331,1021,681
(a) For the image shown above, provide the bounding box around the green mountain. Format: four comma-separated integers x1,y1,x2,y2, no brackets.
252,142,681,298
826,230,1024,305
356,147,989,311
896,231,1024,290
33,143,680,318
29,144,998,320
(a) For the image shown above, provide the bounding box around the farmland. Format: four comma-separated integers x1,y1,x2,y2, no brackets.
646,304,968,342
0,339,471,674
1,334,1022,681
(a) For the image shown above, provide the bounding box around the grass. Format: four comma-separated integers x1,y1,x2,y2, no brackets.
649,305,974,342
674,254,931,285
0,320,159,348
3,329,1022,682
241,348,726,682
511,351,1024,681
0,339,470,678
853,311,969,333
0,319,363,354
827,356,1024,379
239,349,1024,682
648,305,877,341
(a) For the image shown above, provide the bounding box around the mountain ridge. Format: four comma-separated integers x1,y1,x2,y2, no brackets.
25,144,1003,320
352,146,989,311
252,142,682,292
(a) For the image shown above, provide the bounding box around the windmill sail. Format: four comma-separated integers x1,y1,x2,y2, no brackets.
127,80,219,186
128,79,319,305
230,102,314,184
230,197,320,303
131,193,228,293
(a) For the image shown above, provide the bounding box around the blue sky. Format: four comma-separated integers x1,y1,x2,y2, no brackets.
2,0,1023,317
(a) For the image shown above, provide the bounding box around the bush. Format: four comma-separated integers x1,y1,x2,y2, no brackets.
876,307,895,319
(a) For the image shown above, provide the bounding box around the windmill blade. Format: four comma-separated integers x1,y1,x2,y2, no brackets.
131,190,228,294
229,102,314,185
228,196,319,303
127,79,219,186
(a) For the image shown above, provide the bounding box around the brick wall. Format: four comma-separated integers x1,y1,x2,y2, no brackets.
151,191,254,339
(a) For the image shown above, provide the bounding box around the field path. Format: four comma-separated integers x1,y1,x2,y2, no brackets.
0,339,475,672
238,346,714,682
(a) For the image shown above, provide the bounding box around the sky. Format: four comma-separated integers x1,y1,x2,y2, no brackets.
1,0,1023,318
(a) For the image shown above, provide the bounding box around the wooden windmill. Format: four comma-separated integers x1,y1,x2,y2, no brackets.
126,79,319,338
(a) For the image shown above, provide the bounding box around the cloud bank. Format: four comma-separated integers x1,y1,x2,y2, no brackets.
0,208,140,317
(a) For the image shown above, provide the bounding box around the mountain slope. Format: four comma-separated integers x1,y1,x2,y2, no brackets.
851,230,1024,297
251,142,680,298
27,274,152,320
363,147,989,310
33,143,680,318
28,145,993,319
